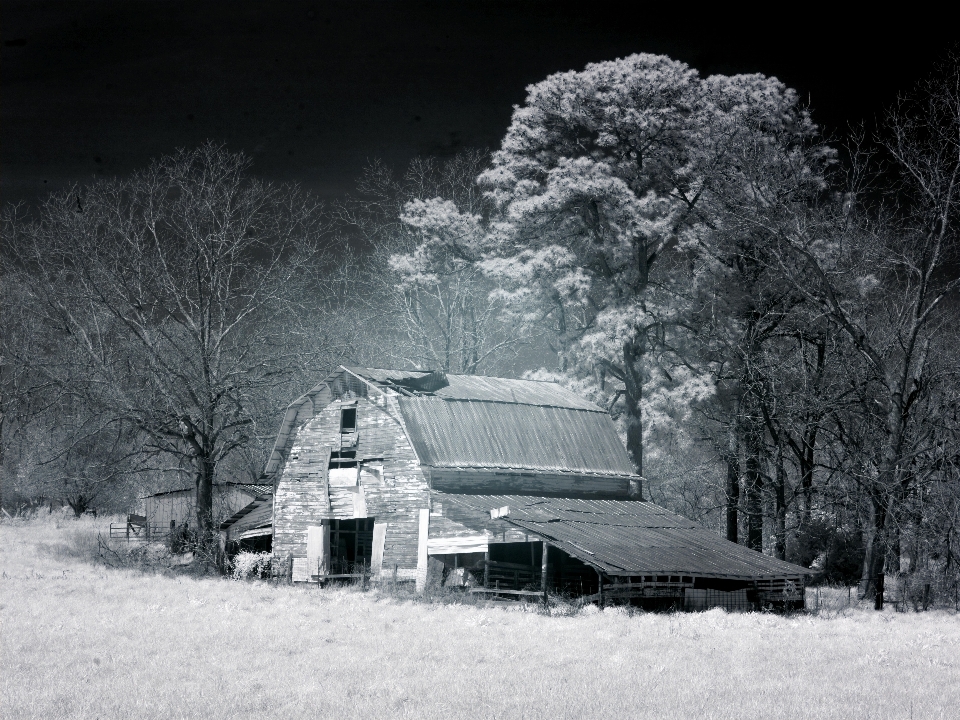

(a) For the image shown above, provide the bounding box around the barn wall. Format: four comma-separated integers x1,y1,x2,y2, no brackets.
146,485,259,533
144,491,193,530
273,393,430,573
431,469,630,498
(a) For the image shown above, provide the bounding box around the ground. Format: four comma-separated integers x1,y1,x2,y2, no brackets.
2,515,958,719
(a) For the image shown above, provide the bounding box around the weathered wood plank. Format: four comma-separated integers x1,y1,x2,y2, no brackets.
415,508,430,592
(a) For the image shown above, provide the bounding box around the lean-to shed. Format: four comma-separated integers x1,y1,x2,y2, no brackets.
236,366,809,610
143,482,270,539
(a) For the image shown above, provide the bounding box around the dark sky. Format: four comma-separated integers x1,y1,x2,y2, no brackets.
2,1,954,209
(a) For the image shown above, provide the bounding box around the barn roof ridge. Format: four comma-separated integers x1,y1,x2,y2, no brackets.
345,366,604,412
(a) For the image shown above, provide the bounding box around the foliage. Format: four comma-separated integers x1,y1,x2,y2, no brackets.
337,151,538,375
475,53,825,488
230,550,273,580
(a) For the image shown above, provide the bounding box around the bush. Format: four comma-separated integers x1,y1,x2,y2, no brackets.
231,551,273,580
798,520,865,585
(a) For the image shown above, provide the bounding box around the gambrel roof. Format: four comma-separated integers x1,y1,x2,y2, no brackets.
263,366,639,483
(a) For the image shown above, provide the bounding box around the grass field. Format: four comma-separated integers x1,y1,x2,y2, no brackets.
2,516,958,719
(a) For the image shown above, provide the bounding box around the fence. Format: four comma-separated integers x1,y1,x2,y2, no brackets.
108,516,173,542
811,574,960,612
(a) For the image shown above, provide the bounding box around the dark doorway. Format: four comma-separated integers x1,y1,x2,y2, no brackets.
330,518,374,574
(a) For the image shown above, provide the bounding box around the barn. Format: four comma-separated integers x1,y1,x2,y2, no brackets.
143,482,271,540
222,366,810,610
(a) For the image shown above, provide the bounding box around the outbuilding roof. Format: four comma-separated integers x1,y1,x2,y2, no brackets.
439,494,811,580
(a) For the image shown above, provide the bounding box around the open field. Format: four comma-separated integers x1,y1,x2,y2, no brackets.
2,516,958,719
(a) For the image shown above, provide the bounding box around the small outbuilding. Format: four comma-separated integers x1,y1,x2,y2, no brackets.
227,366,809,610
143,482,271,539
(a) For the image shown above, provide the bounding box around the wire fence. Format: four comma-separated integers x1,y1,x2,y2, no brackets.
810,574,960,613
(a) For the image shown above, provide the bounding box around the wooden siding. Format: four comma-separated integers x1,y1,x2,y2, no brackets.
145,485,258,531
223,496,273,542
431,469,630,498
272,393,430,575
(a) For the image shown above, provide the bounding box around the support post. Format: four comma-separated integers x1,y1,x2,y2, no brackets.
483,551,490,589
596,568,604,607
541,541,549,595
416,508,430,593
874,573,884,611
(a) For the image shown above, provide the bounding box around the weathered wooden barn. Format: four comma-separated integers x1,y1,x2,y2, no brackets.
143,482,270,539
222,366,810,610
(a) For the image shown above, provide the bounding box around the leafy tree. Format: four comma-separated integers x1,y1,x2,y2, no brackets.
338,152,530,374
477,53,822,496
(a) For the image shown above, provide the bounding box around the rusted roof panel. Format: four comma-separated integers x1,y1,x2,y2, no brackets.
438,494,811,579
399,398,637,477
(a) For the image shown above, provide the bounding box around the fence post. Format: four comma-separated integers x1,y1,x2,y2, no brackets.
874,574,884,611
541,542,549,606
922,584,930,611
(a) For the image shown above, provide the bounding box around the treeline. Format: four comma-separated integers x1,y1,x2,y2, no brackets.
2,53,957,600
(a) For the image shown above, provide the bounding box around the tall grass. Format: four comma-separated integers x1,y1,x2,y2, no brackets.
2,516,958,719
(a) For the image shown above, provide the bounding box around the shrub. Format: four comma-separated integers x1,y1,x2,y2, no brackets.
231,551,273,580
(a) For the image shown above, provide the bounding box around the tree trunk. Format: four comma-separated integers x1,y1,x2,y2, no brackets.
860,492,888,600
772,445,788,560
725,426,740,544
622,340,644,500
194,453,216,555
743,413,765,552
744,451,764,552
66,494,90,517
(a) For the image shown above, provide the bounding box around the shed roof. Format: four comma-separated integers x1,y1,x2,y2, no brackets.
141,482,272,500
439,494,811,580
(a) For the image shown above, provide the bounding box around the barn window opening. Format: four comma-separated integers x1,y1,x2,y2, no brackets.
329,518,375,574
340,407,357,432
329,450,357,469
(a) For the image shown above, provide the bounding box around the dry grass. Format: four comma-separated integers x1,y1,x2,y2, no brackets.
2,516,958,720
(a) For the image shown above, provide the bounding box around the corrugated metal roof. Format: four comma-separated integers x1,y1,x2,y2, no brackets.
438,494,811,579
398,398,637,477
347,367,600,411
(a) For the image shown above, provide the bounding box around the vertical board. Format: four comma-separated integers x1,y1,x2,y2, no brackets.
306,525,323,577
541,541,549,591
321,520,330,575
353,485,368,519
416,508,430,592
371,522,387,577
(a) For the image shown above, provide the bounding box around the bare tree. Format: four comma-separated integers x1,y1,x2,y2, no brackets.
3,143,335,549
735,57,960,599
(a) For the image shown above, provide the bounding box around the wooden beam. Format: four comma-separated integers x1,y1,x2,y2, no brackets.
371,522,386,578
416,508,430,593
541,541,549,592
